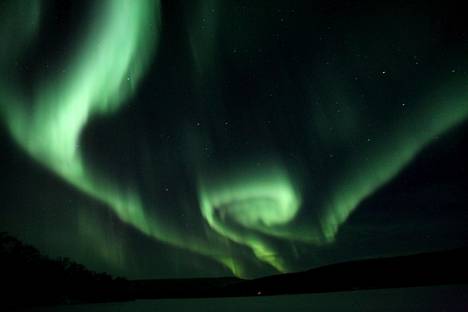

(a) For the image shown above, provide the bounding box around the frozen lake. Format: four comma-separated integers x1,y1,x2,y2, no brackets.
25,285,468,312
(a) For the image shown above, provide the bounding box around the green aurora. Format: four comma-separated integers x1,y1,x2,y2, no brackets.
0,0,467,278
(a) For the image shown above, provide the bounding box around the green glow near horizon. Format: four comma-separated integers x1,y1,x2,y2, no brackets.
195,82,468,270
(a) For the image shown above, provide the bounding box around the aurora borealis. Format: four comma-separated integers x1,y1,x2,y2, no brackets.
1,0,467,278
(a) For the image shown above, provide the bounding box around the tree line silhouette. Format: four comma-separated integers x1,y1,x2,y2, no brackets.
0,232,133,309
3,231,466,309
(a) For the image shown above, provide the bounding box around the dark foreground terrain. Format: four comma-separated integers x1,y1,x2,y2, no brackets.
25,285,468,312
1,232,467,309
133,247,468,298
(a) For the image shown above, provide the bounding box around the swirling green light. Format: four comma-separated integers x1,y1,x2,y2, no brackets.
198,162,301,271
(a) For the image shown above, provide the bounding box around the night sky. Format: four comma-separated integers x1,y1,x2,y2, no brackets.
1,0,467,279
